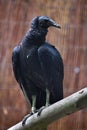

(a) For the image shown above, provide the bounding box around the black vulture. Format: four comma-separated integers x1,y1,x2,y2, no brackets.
12,16,64,124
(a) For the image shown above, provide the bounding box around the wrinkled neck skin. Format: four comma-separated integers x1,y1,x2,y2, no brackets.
25,27,48,45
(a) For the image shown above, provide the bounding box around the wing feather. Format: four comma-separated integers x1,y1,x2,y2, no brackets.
38,43,64,101
12,46,21,83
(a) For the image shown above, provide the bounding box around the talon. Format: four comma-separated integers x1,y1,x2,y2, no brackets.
37,106,46,116
22,113,33,126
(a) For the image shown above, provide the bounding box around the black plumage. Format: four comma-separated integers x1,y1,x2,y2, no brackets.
12,16,64,115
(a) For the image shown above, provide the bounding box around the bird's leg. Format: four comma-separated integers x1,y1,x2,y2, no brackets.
31,95,36,113
45,88,50,107
37,88,50,116
22,95,36,126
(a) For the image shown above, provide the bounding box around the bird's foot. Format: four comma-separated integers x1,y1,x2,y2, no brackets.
22,110,38,126
37,105,50,116
22,106,38,126
22,112,33,126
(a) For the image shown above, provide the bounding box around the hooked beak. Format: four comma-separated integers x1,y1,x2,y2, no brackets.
48,19,61,29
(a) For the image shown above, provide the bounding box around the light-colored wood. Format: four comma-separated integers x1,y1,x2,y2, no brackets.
8,88,87,130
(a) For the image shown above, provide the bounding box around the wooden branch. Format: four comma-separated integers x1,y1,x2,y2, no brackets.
8,87,87,130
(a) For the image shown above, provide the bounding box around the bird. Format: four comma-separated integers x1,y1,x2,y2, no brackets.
12,16,64,125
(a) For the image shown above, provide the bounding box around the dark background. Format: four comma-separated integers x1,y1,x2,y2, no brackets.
0,0,87,130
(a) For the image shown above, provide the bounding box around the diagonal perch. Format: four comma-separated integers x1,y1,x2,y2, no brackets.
8,87,87,130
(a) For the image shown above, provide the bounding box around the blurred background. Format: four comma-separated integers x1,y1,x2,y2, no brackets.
0,0,87,130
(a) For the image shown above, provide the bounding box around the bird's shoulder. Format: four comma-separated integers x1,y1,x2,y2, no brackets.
38,42,61,58
12,45,21,55
38,42,63,71
12,45,21,66
39,42,54,52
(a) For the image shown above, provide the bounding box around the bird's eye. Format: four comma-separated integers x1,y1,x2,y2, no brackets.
44,19,48,22
39,20,48,27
